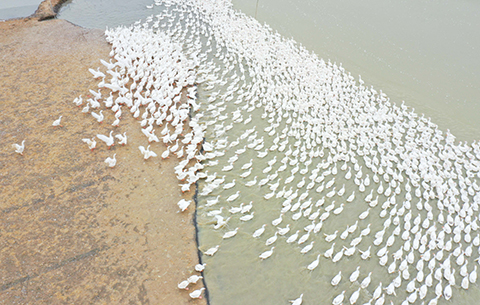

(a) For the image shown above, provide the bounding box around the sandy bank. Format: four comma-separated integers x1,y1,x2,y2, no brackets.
0,12,206,305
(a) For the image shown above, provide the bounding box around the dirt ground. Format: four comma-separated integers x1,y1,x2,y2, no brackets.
0,13,206,305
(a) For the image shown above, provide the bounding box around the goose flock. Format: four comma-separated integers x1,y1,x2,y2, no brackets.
61,0,480,303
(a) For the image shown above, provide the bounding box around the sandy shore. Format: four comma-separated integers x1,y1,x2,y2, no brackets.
0,6,206,305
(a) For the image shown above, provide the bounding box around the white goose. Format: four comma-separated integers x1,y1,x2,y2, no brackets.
88,67,105,79
350,266,360,282
307,254,320,271
204,245,220,256
12,140,25,155
91,110,104,123
360,272,372,289
82,137,96,151
222,227,239,239
332,291,345,305
226,191,240,202
177,199,191,212
138,145,157,160
346,191,355,202
97,131,115,149
253,224,266,238
104,154,117,167
52,115,63,127
266,232,278,246
300,241,314,254
324,243,335,258
259,247,275,260
331,271,342,286
114,132,127,145
349,288,361,305
286,230,300,243
189,287,205,299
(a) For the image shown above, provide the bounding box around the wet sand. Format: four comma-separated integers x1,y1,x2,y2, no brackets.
0,9,206,305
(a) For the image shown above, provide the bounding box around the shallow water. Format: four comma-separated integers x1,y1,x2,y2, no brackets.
0,0,43,20
58,0,154,29
57,1,480,304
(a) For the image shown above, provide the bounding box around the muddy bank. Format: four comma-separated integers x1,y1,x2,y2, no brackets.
0,16,206,305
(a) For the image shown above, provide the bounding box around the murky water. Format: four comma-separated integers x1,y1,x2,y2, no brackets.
57,0,480,304
58,0,153,29
0,0,43,20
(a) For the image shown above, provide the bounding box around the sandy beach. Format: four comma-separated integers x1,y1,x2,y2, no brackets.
0,3,206,304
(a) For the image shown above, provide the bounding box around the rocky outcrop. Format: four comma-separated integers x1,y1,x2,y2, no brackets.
33,0,68,20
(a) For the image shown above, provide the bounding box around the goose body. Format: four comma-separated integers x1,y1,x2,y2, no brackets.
89,67,105,79
346,191,355,202
240,212,254,221
12,140,25,155
266,232,278,245
332,291,345,305
253,224,266,238
278,224,291,236
104,153,117,167
350,266,360,282
187,275,203,284
189,287,205,299
177,199,191,212
223,179,236,190
91,110,104,123
223,227,239,239
332,248,345,263
287,230,300,243
195,263,206,272
301,241,314,254
307,254,320,271
259,247,275,260
52,115,63,127
97,131,115,148
82,137,97,151
349,288,361,305
204,245,220,256
325,230,338,242
115,132,127,145
359,246,371,260
226,191,240,202
324,243,335,258
161,146,170,159
178,280,190,290
331,271,342,286
139,145,157,159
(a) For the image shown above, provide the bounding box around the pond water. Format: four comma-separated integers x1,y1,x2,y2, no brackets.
0,0,44,20
57,1,480,304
